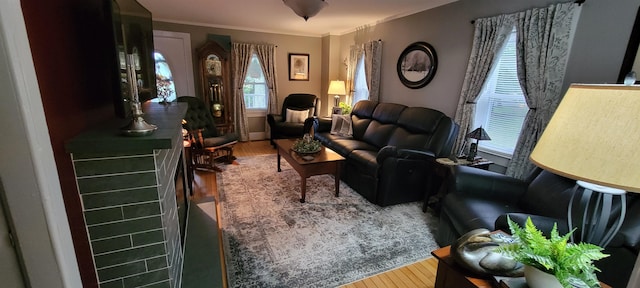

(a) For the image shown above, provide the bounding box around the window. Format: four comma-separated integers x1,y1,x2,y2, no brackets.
473,29,528,157
243,53,268,110
153,52,177,102
351,54,369,105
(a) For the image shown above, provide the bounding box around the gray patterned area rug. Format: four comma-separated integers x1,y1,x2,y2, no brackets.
218,154,439,288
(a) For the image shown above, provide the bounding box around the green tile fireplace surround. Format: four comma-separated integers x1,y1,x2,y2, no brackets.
66,102,189,288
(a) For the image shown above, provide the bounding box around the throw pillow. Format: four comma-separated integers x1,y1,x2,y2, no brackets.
285,108,309,123
330,114,353,136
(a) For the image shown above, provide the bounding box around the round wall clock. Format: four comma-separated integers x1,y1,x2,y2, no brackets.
397,42,438,89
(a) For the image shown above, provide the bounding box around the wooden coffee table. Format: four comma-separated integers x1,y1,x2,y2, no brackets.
274,139,345,203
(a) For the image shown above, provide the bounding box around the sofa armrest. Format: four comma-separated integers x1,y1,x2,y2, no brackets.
313,117,333,133
449,165,528,203
267,114,282,126
495,213,569,236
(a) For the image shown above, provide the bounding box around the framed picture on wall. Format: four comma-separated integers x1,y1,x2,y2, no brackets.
289,53,309,81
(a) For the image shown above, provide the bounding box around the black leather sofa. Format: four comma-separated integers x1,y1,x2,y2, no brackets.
438,165,640,287
312,100,459,206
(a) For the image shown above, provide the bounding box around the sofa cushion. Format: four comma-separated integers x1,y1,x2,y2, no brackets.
271,121,307,137
517,170,575,220
348,149,379,176
351,115,373,140
442,193,525,234
371,102,405,124
324,138,377,157
362,121,397,149
386,127,431,149
285,108,310,123
397,107,445,134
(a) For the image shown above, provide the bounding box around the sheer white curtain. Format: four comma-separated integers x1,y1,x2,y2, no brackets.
346,44,363,106
346,40,382,105
351,55,368,105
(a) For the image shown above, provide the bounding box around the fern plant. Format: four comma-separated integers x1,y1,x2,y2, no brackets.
496,217,608,288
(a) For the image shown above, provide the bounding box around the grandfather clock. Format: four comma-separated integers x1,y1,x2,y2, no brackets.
196,40,233,133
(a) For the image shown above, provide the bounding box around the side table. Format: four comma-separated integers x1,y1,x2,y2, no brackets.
432,245,496,288
432,245,611,288
423,157,493,213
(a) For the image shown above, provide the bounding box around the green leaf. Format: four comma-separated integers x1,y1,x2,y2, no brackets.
496,216,608,288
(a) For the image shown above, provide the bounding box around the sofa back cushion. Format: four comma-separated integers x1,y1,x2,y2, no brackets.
361,103,405,148
388,107,457,155
351,100,378,140
518,170,576,219
350,100,457,156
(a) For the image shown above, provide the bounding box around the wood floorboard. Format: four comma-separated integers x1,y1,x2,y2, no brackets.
195,140,439,288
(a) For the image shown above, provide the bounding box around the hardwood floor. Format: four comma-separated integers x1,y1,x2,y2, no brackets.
192,140,439,288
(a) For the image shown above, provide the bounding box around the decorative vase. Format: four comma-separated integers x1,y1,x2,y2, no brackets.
524,265,562,288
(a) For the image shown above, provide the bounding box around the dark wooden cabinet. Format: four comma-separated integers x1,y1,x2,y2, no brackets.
196,40,233,133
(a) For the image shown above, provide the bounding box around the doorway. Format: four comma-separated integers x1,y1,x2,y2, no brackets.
153,30,195,97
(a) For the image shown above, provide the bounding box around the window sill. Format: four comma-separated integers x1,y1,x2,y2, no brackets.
477,148,511,170
246,109,267,118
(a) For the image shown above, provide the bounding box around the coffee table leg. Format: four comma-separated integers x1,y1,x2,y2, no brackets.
277,151,282,172
333,162,342,197
300,176,307,203
333,171,340,197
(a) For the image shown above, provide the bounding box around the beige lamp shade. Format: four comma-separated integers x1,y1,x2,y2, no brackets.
529,84,640,193
328,80,346,96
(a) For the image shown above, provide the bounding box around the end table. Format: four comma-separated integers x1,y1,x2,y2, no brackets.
431,245,611,288
423,157,493,213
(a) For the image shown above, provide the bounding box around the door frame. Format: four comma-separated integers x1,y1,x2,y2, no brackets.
153,30,195,97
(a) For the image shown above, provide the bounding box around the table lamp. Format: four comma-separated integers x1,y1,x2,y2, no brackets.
529,84,640,288
466,127,491,161
328,80,346,108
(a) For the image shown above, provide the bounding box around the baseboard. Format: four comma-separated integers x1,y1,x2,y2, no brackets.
249,132,266,141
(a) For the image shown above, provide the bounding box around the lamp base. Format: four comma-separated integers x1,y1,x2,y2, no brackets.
466,143,477,162
121,102,157,136
121,116,157,136
568,181,627,247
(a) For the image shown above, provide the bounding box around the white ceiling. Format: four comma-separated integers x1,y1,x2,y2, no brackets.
138,0,458,37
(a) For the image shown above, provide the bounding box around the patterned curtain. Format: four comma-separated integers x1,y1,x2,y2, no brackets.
363,40,382,102
453,15,515,153
505,2,580,179
231,43,253,141
346,44,363,106
254,44,279,140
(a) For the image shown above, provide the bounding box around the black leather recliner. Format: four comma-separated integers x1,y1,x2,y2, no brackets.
267,93,319,146
438,165,640,287
312,100,459,206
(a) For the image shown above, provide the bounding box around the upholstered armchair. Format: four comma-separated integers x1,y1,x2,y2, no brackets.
178,96,238,172
267,93,319,146
438,165,640,287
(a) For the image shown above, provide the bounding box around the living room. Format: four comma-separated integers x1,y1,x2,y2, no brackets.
1,0,639,287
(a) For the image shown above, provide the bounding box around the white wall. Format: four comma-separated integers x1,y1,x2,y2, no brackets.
0,1,81,286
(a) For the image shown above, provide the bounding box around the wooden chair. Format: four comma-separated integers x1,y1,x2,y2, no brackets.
178,96,238,172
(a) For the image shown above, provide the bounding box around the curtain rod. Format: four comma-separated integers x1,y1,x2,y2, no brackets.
470,0,585,24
